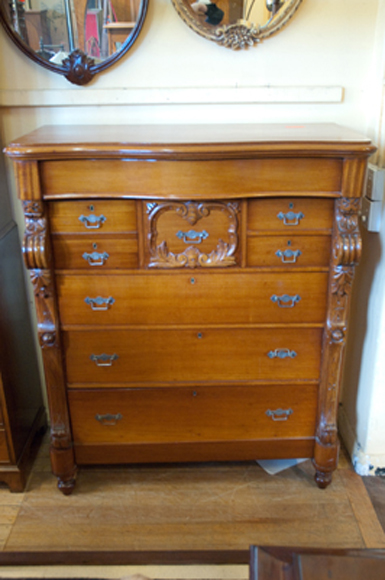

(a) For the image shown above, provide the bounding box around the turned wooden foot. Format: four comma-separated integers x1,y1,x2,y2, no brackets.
314,469,333,489
50,444,77,495
57,476,77,495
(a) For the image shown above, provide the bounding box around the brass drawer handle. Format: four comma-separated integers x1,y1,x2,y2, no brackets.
277,211,304,226
276,249,302,263
79,214,106,229
268,349,297,359
266,408,293,421
82,250,109,266
271,294,301,308
90,353,119,366
84,296,115,311
95,413,123,425
176,230,209,244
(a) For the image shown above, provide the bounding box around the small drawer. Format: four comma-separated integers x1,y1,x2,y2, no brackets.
0,430,10,463
144,200,241,268
64,327,323,385
247,235,332,267
68,384,318,446
56,271,329,326
48,200,137,234
248,198,334,232
52,235,138,269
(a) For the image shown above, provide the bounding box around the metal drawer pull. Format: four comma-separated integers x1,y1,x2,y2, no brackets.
266,408,293,421
82,250,109,266
78,214,106,229
95,413,123,425
277,211,304,226
276,249,302,263
271,294,301,308
85,296,115,310
268,349,297,359
90,353,119,366
176,230,209,244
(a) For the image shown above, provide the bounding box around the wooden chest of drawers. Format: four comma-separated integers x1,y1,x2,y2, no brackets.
5,124,375,495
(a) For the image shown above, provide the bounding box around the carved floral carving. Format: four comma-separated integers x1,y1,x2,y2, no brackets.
146,201,240,269
62,50,95,86
30,269,51,299
215,23,260,49
153,238,237,268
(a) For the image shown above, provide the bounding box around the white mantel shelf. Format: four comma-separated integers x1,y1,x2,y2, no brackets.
0,86,343,108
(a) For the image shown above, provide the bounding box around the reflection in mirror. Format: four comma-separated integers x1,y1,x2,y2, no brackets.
0,0,148,83
172,0,303,49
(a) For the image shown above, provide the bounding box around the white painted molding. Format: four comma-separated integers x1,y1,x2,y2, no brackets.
0,86,343,108
339,405,385,476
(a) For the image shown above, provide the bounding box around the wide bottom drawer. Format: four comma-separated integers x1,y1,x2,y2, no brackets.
68,384,318,447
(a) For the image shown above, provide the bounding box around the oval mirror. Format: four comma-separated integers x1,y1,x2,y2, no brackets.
0,0,148,84
171,0,303,49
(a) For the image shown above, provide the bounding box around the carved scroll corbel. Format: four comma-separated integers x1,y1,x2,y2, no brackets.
22,200,56,347
22,200,50,270
314,198,362,488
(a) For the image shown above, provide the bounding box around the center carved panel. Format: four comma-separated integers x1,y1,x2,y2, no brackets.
145,200,240,268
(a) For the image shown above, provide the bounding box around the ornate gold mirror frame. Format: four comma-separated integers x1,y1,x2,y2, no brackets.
171,0,303,49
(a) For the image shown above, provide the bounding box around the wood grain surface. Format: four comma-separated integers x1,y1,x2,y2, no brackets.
56,271,329,326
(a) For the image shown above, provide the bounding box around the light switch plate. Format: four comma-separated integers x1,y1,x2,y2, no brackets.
361,196,382,232
366,164,385,201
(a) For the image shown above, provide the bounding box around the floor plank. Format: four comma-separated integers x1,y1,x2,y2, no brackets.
339,470,385,549
4,459,365,552
363,476,385,534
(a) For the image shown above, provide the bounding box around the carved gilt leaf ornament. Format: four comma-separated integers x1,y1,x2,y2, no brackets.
171,0,303,49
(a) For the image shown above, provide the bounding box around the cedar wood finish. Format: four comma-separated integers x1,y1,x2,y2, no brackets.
5,124,375,494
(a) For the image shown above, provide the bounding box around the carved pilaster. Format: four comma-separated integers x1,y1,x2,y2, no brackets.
314,198,362,488
21,200,77,494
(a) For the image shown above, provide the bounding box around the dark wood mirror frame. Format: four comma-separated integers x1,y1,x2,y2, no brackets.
0,0,148,85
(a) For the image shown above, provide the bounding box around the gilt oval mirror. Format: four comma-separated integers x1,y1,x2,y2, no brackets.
0,0,148,84
171,0,303,49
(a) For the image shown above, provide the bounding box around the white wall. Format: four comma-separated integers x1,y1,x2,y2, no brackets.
1,0,385,471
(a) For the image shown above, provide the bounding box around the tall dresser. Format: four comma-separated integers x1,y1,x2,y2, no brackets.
0,142,45,492
5,124,375,495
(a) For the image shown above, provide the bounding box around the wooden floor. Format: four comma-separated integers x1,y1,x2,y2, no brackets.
1,436,385,559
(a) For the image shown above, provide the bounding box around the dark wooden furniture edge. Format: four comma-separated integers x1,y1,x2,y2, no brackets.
0,547,384,567
0,406,46,492
0,550,249,565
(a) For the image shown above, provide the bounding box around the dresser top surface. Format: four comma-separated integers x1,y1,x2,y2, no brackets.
5,123,375,160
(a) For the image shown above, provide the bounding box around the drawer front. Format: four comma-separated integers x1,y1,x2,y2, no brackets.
40,158,342,199
0,430,10,463
64,327,323,384
247,235,332,267
52,236,138,269
248,198,334,232
48,200,137,234
68,384,318,445
57,272,329,326
144,200,240,268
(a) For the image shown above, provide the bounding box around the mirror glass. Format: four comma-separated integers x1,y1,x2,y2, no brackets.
172,0,303,49
0,0,147,83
